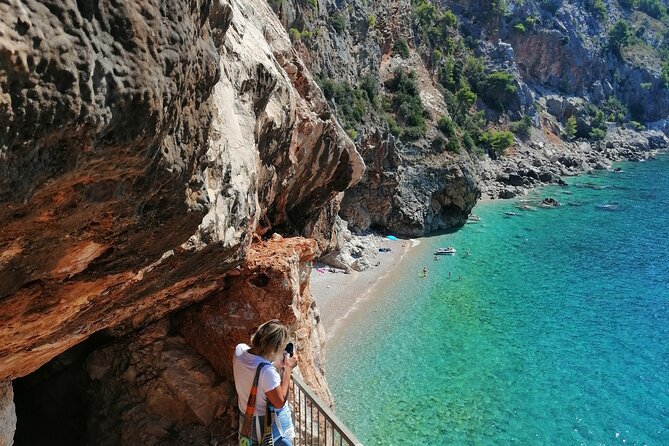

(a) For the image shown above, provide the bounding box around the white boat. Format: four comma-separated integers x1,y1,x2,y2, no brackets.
434,247,456,255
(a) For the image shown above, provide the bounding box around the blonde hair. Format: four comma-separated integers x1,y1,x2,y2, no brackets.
251,320,290,357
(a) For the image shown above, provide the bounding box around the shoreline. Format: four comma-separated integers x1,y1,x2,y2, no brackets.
310,237,417,342
478,126,667,200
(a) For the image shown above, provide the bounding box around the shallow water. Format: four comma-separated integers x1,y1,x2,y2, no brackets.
326,157,669,445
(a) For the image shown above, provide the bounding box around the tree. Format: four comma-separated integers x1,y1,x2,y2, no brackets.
453,85,477,123
563,115,577,140
479,130,514,156
478,71,517,111
608,20,633,56
438,115,455,137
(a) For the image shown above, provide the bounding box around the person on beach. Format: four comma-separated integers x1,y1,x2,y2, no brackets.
233,320,298,446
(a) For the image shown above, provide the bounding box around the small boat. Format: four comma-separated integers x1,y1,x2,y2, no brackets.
434,247,456,255
504,211,519,216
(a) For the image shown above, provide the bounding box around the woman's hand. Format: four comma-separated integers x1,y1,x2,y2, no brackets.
283,352,298,370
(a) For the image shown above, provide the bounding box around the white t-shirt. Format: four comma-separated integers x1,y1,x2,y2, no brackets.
233,343,281,415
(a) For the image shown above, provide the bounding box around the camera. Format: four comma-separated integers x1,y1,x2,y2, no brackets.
284,342,294,357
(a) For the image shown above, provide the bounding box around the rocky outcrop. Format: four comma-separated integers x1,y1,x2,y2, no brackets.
84,321,236,446
340,130,480,236
0,0,223,382
11,237,328,446
1,0,361,443
0,0,361,381
319,217,380,272
202,0,364,248
0,381,15,446
479,125,669,199
180,236,332,404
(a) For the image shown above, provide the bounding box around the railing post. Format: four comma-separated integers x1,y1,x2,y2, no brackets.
289,373,363,446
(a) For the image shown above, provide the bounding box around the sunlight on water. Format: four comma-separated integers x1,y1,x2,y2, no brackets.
326,156,669,445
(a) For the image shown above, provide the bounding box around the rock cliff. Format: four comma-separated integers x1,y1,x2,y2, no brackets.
271,0,668,226
1,0,359,444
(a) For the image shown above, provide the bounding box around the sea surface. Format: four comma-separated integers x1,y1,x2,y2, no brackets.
326,156,669,445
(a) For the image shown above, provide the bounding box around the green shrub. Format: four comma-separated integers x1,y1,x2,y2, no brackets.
525,15,539,28
360,74,379,102
563,115,577,140
368,14,376,29
608,20,633,55
431,48,443,64
662,61,669,88
403,126,426,140
630,120,646,131
318,78,375,137
602,96,628,123
385,69,428,140
453,85,477,122
438,115,455,137
463,131,476,151
438,58,456,90
590,107,606,130
479,130,515,155
510,115,532,137
447,137,461,153
393,38,410,58
590,128,607,140
478,71,517,111
489,0,508,17
514,23,526,33
637,0,667,19
587,0,607,20
331,13,346,33
640,82,652,90
289,28,301,41
385,114,402,137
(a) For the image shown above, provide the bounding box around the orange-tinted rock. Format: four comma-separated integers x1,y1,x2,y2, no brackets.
181,237,333,405
84,320,236,446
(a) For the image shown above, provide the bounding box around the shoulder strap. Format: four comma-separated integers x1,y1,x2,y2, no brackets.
240,362,270,439
245,362,269,417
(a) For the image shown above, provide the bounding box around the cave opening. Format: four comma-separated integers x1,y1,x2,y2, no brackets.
12,332,113,446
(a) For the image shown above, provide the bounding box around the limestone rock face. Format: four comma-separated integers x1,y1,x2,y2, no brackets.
0,381,15,446
83,237,330,445
84,320,236,446
340,131,481,236
11,237,331,446
195,0,364,249
0,0,362,383
0,0,224,382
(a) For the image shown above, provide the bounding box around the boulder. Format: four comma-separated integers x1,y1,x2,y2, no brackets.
500,187,517,199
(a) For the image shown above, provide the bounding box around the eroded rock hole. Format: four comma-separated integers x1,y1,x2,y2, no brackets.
12,332,112,446
250,272,270,288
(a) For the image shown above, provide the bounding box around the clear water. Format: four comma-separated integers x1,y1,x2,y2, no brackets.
326,157,669,445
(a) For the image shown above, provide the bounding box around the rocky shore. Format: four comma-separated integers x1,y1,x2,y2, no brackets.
479,126,669,200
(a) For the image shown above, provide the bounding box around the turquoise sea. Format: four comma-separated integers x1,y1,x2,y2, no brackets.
326,156,669,445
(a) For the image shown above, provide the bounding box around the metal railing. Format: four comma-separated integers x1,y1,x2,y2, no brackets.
290,374,363,446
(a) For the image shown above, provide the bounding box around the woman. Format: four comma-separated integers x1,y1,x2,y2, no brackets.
233,320,298,445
